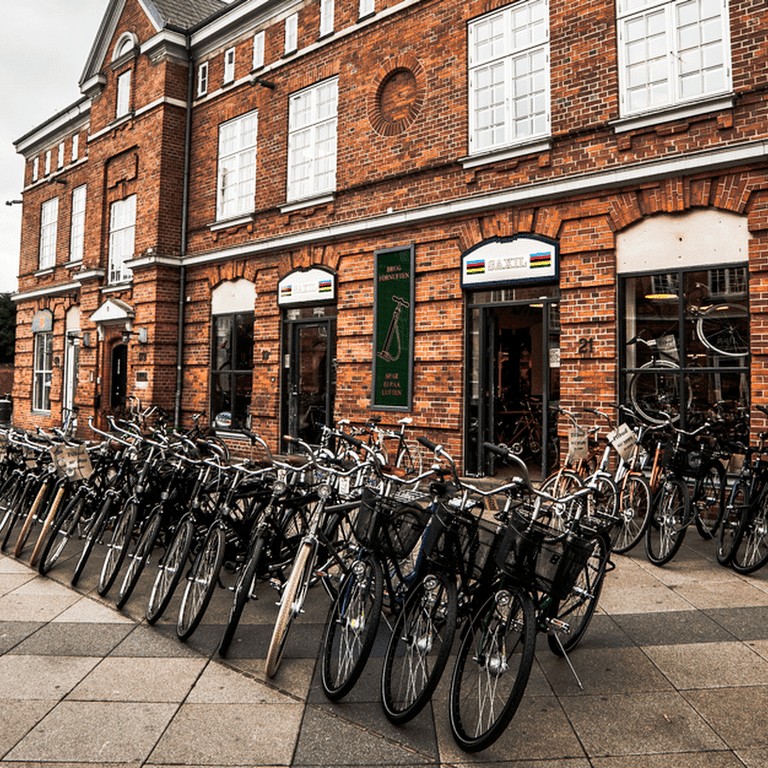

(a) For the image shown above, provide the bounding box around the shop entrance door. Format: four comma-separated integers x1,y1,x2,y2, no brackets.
110,344,127,409
466,300,560,478
283,316,336,447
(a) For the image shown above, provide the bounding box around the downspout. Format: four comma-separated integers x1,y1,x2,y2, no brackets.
174,31,194,429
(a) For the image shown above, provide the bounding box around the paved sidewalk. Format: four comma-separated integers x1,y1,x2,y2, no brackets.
2,534,768,766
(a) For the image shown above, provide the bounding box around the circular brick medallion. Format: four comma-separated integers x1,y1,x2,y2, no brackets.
370,57,424,136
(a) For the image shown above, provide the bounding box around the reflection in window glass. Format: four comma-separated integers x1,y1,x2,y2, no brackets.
211,312,254,429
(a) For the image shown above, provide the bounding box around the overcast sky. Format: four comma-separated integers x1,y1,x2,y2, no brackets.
0,0,108,294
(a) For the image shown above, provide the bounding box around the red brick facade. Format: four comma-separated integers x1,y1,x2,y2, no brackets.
11,0,768,473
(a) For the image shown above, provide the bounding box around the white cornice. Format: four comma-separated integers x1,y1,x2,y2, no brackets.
14,99,91,157
11,281,80,303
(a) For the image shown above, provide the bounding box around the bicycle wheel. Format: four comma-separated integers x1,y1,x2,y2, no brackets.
696,303,749,357
629,360,688,425
218,533,267,657
321,552,383,701
13,478,50,558
177,524,226,641
266,540,314,678
39,493,86,576
731,490,768,574
0,475,25,547
97,500,138,596
116,507,163,610
612,473,652,554
449,588,536,752
71,496,113,586
716,481,749,566
30,482,69,568
692,459,726,540
146,516,195,625
381,570,458,724
546,531,609,655
644,478,690,566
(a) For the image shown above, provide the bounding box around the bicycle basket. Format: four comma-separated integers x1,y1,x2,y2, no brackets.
355,486,426,559
422,499,484,579
495,510,595,601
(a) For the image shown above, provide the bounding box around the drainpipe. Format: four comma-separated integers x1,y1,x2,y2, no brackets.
174,31,194,429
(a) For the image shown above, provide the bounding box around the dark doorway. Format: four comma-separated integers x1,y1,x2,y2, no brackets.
111,344,127,409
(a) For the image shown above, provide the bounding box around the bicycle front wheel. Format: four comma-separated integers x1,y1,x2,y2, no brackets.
716,481,749,567
381,570,458,724
146,517,194,625
321,552,383,701
116,508,163,610
692,459,726,540
731,492,768,574
449,588,535,752
612,473,652,554
629,360,688,425
696,303,749,357
645,478,690,566
98,500,138,596
39,493,85,576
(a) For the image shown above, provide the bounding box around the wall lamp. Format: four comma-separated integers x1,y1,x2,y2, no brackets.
49,177,68,185
5,200,22,206
254,77,276,89
122,328,148,344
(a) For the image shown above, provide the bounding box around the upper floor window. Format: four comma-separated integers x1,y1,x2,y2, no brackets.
198,61,209,97
108,195,136,284
617,0,731,116
39,197,59,270
217,110,258,221
467,0,550,156
44,150,51,176
33,331,53,413
69,185,87,263
359,0,375,18
253,31,265,69
287,77,338,202
224,47,236,84
285,13,298,54
72,134,79,162
320,0,334,36
32,157,39,182
57,142,65,169
116,69,132,118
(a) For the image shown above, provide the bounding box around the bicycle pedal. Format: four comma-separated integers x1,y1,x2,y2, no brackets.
269,578,282,592
547,617,571,635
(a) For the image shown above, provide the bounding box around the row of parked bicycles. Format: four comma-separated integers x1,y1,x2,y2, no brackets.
0,398,766,750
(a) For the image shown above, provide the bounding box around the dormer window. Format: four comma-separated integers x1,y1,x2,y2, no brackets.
116,69,132,118
112,32,138,62
224,47,236,84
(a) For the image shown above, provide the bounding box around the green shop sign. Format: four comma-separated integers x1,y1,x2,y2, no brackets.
372,245,414,411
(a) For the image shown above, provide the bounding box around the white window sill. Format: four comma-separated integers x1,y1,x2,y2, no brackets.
209,213,255,233
461,138,552,170
281,193,335,214
612,94,735,134
101,281,133,293
34,268,54,278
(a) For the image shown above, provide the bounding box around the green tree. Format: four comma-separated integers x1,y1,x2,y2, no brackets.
0,294,16,365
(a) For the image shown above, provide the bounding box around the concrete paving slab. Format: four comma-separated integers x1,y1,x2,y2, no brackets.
9,622,133,657
613,609,738,646
0,699,57,756
670,580,768,610
109,624,202,658
704,606,768,641
735,747,768,767
187,662,295,705
0,573,36,597
590,752,745,767
0,655,100,700
51,596,135,623
0,592,81,622
0,621,43,654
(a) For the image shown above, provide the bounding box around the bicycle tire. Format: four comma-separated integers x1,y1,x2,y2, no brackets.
71,496,113,587
629,359,689,425
539,470,583,533
644,478,690,566
30,482,69,568
97,500,138,596
38,493,86,576
176,524,226,641
612,473,652,554
266,540,314,677
692,459,726,540
547,531,609,655
116,507,163,610
218,533,267,657
321,552,383,701
13,478,51,558
381,570,458,724
449,587,536,752
0,475,25,547
716,480,749,566
731,490,768,574
146,516,195,625
696,303,749,358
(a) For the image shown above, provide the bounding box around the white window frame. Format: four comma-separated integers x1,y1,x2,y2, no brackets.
72,134,79,162
287,78,338,202
33,157,39,182
116,69,132,118
33,331,53,413
359,0,375,18
197,61,209,96
69,185,86,263
617,0,731,117
320,0,334,36
39,197,59,270
217,110,258,221
44,150,51,176
285,13,298,54
57,142,65,169
253,31,265,69
108,195,136,284
467,0,551,156
224,47,236,84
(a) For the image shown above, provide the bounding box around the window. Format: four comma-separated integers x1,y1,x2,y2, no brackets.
287,78,338,201
69,185,86,262
72,134,79,162
224,47,236,83
33,157,39,182
217,110,258,221
45,150,51,176
108,195,136,284
468,0,550,155
197,61,209,96
211,312,254,429
57,142,65,169
253,31,265,69
359,0,374,18
39,198,59,270
320,0,334,36
33,332,53,412
285,13,298,54
116,69,132,117
617,0,731,116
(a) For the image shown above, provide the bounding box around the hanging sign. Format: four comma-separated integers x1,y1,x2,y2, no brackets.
278,268,336,306
461,235,558,288
49,444,94,480
372,245,414,411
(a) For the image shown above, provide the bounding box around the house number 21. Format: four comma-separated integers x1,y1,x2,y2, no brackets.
578,337,594,357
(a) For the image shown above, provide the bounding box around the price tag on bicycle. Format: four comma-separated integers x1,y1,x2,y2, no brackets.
568,427,589,460
49,444,94,480
656,334,679,362
608,423,637,461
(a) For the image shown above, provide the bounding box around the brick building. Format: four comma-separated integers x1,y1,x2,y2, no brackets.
11,0,767,475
